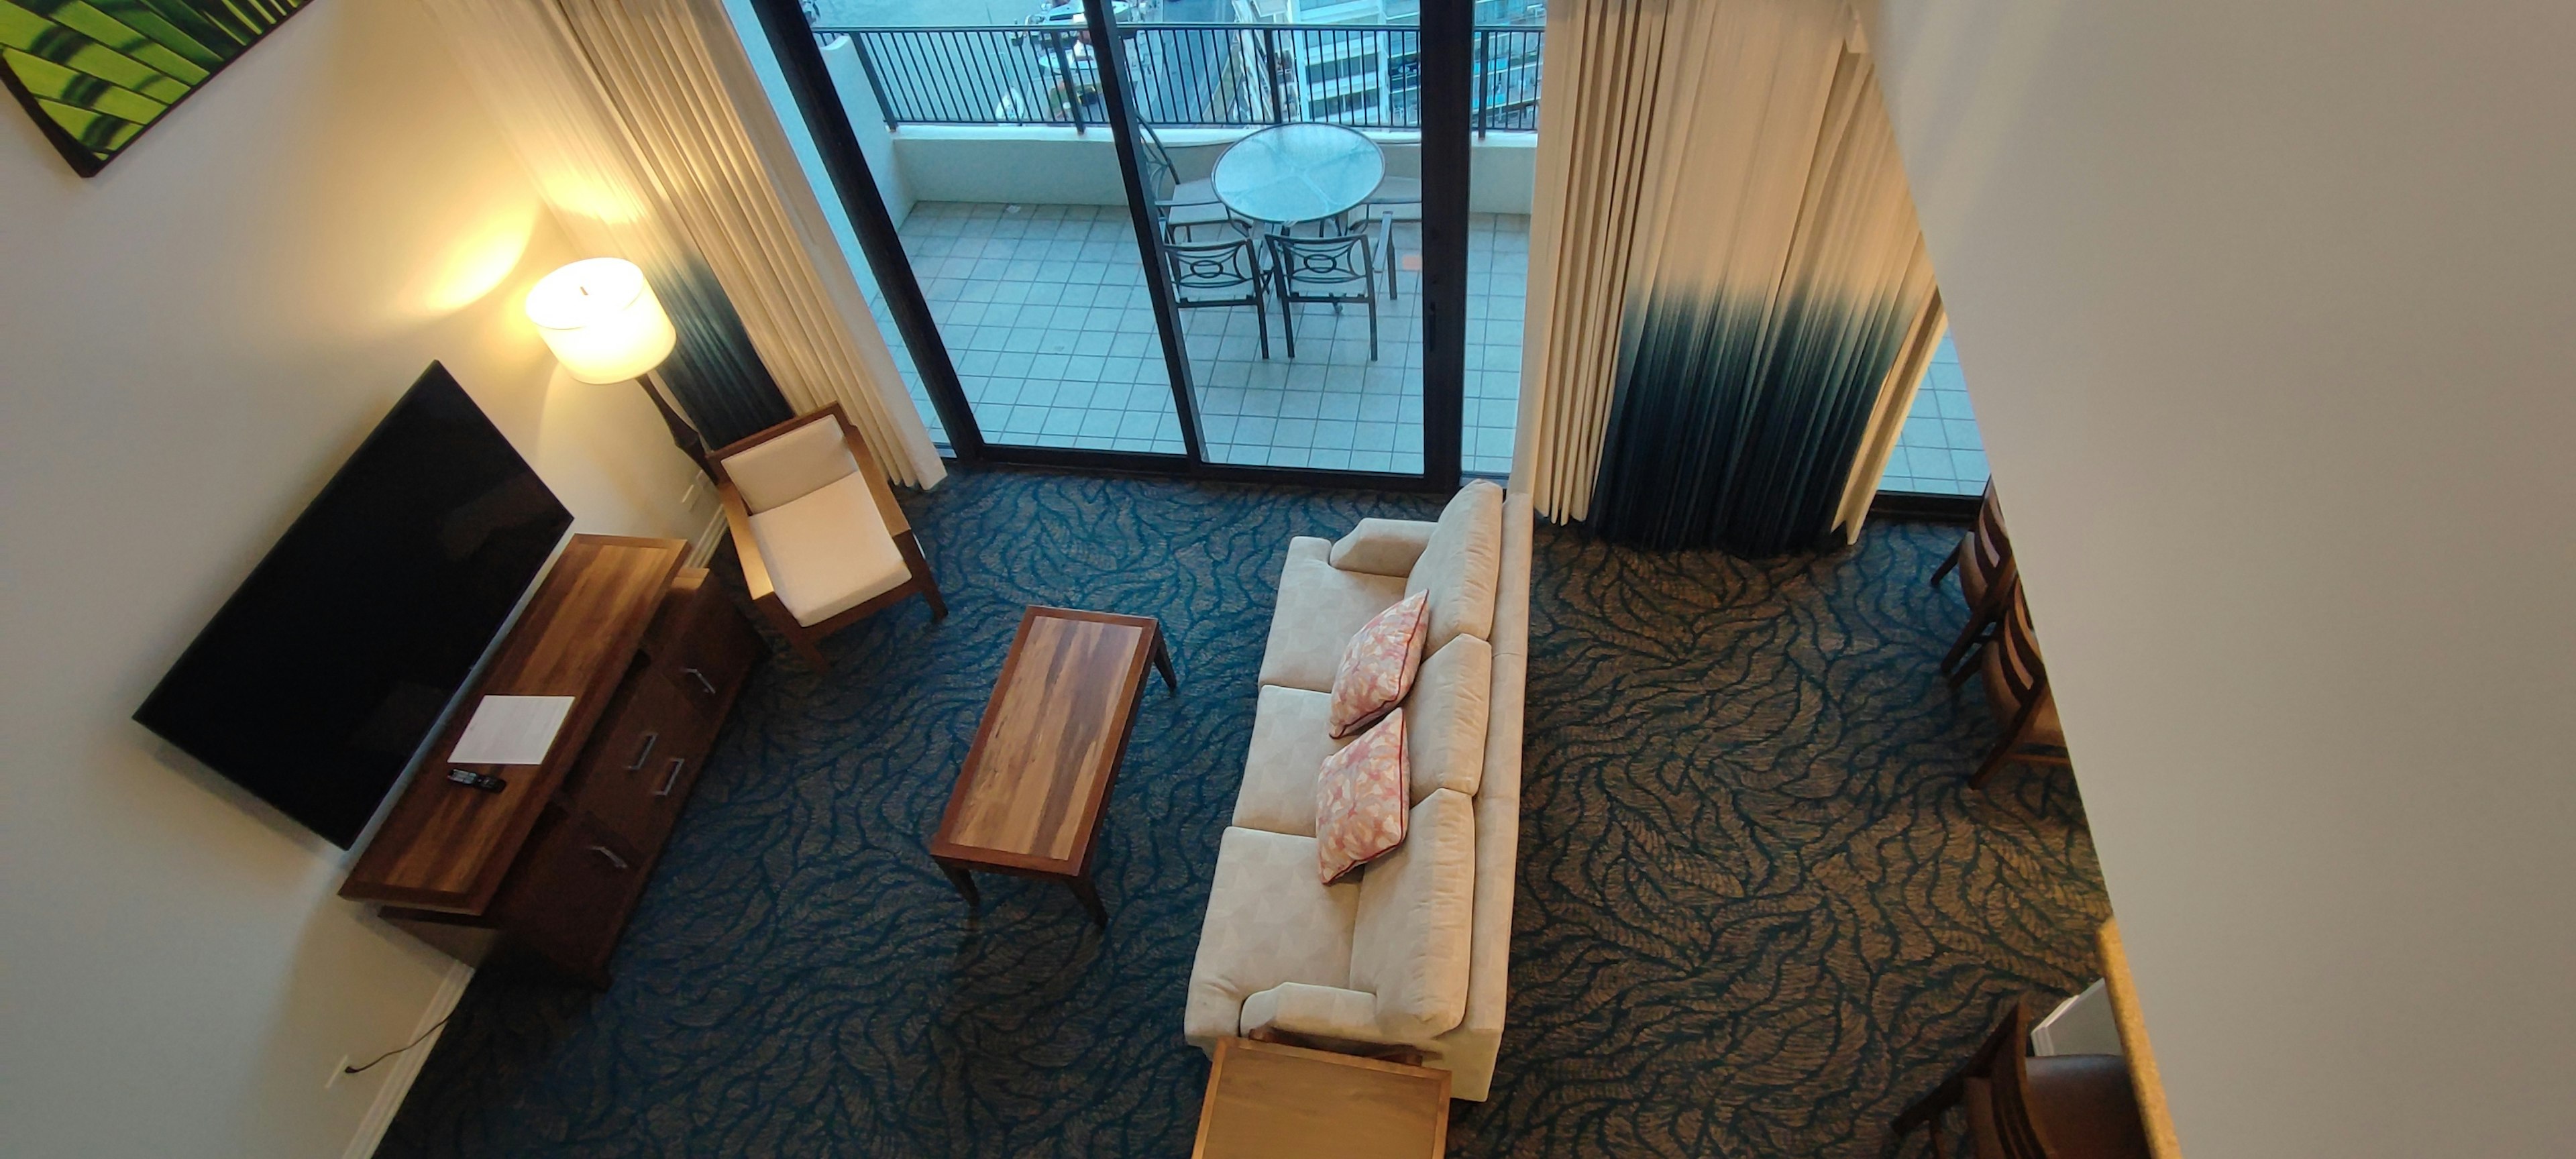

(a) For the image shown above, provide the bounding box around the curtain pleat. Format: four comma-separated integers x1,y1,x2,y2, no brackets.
1833,290,1945,540
420,0,792,450
1518,0,1939,555
421,0,941,484
1514,0,1666,522
551,0,941,486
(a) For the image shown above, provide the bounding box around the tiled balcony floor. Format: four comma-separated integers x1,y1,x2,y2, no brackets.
1881,333,1988,496
860,202,1528,476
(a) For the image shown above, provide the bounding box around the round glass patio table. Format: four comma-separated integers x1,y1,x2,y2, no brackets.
1208,123,1388,226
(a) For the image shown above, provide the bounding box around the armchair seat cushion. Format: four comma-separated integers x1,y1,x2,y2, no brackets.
747,472,909,626
1184,826,1360,1051
1258,537,1408,693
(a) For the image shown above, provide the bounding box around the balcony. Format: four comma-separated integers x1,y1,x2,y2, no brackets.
875,203,1529,473
766,21,1541,475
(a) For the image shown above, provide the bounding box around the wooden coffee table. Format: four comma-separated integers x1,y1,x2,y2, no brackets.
930,606,1175,925
1193,1037,1450,1159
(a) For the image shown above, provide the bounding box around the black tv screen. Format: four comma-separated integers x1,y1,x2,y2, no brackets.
135,363,574,848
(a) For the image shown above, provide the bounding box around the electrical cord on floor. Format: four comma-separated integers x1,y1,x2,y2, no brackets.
342,1016,452,1076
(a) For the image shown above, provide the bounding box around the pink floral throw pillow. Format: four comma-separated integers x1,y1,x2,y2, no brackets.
1329,591,1430,738
1316,710,1409,884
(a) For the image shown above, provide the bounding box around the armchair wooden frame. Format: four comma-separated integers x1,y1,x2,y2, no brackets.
708,404,945,669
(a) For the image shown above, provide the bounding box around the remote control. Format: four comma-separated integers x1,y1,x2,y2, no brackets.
446,768,508,793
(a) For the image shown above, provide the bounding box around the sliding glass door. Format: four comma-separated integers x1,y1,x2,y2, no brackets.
739,0,1487,490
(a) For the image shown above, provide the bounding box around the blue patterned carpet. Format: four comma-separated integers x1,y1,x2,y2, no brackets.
379,467,2108,1158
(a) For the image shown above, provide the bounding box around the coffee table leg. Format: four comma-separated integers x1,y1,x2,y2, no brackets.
1066,876,1108,926
937,859,981,908
1151,629,1177,695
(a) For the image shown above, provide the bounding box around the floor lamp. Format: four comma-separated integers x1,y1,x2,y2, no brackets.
525,257,710,475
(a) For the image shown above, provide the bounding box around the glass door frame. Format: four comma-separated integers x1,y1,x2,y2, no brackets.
745,0,1472,492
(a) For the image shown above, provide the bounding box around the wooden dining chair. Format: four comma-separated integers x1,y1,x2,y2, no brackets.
708,404,945,669
1933,482,2016,682
1891,1003,2151,1159
1972,577,2071,789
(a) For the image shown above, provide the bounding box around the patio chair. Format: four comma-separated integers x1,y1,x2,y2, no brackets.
710,404,945,669
1269,219,1383,361
1346,175,1421,300
1164,236,1270,359
1138,121,1235,241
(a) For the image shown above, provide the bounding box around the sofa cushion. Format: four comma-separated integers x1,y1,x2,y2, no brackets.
1260,537,1407,693
724,417,857,514
1183,826,1360,1052
1348,788,1477,1042
747,472,910,626
1402,634,1491,802
1316,710,1409,884
1329,591,1429,737
1405,481,1504,655
1329,518,1437,576
1232,686,1348,837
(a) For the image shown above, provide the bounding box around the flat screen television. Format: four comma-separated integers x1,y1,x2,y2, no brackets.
134,363,574,848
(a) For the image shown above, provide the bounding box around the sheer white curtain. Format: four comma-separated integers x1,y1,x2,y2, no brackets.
1514,0,1938,545
421,0,943,487
1833,292,1945,539
1513,0,1668,521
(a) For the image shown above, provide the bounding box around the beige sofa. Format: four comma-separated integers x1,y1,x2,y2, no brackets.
1185,481,1532,1101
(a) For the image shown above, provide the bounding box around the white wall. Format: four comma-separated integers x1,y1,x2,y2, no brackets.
0,2,706,1156
1862,2,2576,1155
822,38,915,224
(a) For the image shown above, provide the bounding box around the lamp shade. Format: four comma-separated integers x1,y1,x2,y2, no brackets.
524,258,676,384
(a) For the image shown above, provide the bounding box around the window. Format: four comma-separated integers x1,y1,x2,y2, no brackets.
1310,89,1381,119
1305,52,1381,86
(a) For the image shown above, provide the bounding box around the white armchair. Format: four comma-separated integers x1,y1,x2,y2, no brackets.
710,404,944,667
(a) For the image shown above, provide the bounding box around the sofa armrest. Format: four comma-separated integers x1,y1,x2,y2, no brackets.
1240,982,1385,1044
1330,518,1438,576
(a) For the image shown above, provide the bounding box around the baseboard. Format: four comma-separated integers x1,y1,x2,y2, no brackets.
1868,489,1980,523
341,960,473,1159
686,508,727,569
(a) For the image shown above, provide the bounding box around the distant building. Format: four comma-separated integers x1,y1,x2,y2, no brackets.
1203,0,1540,129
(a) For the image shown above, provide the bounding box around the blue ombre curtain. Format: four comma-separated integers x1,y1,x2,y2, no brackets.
1521,0,1939,555
642,252,794,448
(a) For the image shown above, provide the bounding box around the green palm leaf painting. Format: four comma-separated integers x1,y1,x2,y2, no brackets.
1,0,311,176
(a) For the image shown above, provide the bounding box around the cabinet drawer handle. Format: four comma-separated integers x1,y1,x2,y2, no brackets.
654,757,686,797
625,731,659,771
684,667,717,696
586,844,630,871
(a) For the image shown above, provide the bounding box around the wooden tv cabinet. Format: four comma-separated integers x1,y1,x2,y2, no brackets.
340,534,761,988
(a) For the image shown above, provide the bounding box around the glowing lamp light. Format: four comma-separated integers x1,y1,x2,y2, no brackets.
524,258,676,384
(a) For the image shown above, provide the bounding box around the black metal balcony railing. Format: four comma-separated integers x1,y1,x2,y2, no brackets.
811,23,1543,134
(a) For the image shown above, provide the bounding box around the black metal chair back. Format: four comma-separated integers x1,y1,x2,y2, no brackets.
1164,237,1269,359
1136,119,1180,201
1268,225,1380,361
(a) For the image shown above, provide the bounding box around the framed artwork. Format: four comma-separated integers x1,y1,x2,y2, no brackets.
1,0,313,177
